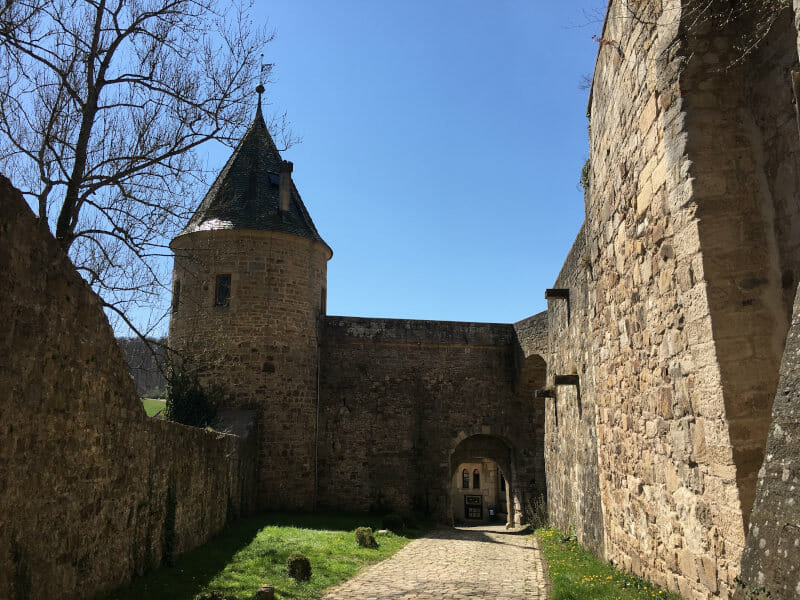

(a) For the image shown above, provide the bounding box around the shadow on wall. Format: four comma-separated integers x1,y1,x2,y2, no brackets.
101,514,269,599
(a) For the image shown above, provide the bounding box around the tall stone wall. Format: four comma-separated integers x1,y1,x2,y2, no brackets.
544,224,606,557
0,176,255,600
736,283,800,599
317,316,547,524
543,1,800,598
170,230,329,510
682,4,800,530
585,2,745,594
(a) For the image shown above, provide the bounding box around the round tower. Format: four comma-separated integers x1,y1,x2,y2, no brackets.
169,92,331,510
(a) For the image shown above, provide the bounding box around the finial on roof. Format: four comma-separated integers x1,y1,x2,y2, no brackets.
256,53,266,111
256,83,265,108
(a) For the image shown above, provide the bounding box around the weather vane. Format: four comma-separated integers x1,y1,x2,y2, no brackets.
256,53,275,109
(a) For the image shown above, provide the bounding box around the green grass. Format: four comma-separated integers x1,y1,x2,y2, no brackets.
106,512,427,600
536,528,683,600
141,397,166,417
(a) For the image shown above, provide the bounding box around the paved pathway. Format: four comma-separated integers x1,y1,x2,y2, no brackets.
321,525,549,600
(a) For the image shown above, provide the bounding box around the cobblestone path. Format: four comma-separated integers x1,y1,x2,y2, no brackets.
321,525,549,600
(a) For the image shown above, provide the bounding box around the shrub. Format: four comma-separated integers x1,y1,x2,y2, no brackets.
286,552,311,581
524,494,548,530
579,158,591,192
355,526,377,547
164,366,219,427
382,513,404,534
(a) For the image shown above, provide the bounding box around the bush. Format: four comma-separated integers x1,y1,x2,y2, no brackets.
579,158,591,192
354,526,377,547
524,494,548,530
382,513,404,534
164,367,219,427
286,552,311,581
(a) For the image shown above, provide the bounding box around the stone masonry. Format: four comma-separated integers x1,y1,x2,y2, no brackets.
737,285,800,598
0,176,255,600
4,0,800,598
165,4,800,596
170,229,329,510
543,1,800,598
318,316,547,524
167,95,551,525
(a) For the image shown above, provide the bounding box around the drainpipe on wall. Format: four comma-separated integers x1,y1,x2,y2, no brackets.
792,68,800,142
795,2,800,140
314,326,321,510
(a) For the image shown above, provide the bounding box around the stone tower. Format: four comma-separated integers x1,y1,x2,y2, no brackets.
169,90,332,509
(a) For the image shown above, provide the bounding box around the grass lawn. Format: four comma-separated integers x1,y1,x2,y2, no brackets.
106,512,425,600
141,397,166,417
536,528,684,600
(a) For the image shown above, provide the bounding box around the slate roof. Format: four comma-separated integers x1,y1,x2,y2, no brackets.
177,101,328,251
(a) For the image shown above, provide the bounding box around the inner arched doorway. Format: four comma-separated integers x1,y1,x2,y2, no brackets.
449,434,521,527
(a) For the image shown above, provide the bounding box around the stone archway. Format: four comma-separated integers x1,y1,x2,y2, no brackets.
449,434,522,527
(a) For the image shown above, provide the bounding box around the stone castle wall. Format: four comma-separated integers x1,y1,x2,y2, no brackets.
737,283,800,598
543,1,800,598
544,224,606,557
0,176,255,600
5,0,800,597
682,5,800,531
169,230,329,510
317,316,547,524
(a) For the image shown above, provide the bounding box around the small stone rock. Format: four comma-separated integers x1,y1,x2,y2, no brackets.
256,584,275,600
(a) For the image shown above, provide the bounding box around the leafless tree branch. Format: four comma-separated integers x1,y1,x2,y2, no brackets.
0,0,298,339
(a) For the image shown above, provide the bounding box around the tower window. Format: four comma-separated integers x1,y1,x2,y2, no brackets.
215,274,231,306
172,279,181,313
462,469,470,489
473,469,480,489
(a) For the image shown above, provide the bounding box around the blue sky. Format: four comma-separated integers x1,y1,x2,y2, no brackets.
238,1,607,325
187,1,607,331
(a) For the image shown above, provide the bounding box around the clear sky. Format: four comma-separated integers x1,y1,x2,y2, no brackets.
238,1,607,326
168,1,608,333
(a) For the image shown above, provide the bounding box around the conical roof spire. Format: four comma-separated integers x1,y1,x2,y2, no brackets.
176,89,328,251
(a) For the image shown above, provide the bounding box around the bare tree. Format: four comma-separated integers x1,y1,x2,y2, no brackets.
0,0,292,337
611,0,790,64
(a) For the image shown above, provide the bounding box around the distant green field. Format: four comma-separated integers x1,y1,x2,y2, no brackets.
141,398,166,417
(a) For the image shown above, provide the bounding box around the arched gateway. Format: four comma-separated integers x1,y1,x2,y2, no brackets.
450,434,519,526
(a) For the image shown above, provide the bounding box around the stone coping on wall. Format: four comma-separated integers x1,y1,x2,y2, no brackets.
512,311,548,358
323,316,516,347
553,221,587,289
212,409,257,438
